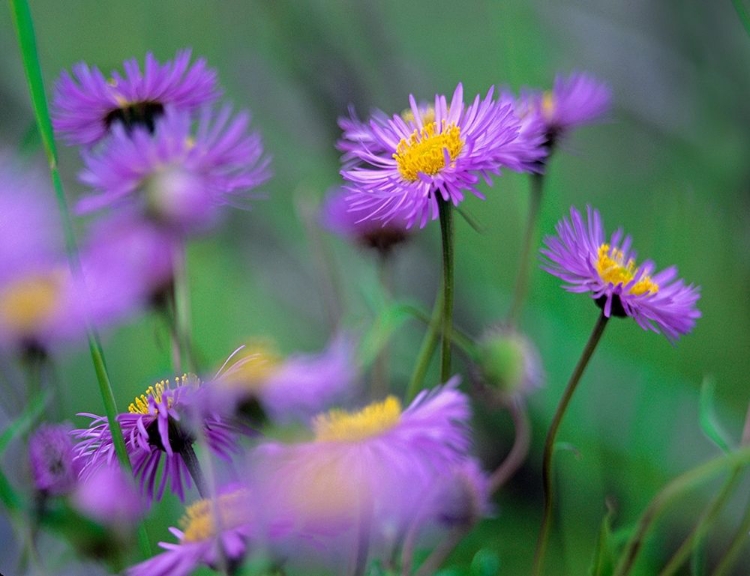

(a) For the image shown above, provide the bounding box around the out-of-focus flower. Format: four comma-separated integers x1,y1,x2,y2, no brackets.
515,71,611,151
126,486,255,576
53,49,220,146
541,206,701,342
73,374,243,503
474,326,544,402
29,423,81,495
247,379,472,568
340,83,545,228
73,464,145,530
78,106,271,234
319,187,413,255
209,334,358,426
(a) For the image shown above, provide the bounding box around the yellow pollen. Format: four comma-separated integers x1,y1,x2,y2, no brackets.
180,489,250,543
595,244,659,296
394,121,464,182
400,106,436,126
314,396,402,442
0,271,64,335
128,374,198,414
541,91,556,120
222,341,282,392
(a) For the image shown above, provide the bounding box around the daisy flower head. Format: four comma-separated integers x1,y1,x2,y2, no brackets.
207,334,358,426
541,206,701,342
248,378,472,568
78,105,271,234
341,83,537,228
74,374,243,503
319,186,413,255
73,464,145,531
53,49,220,147
127,485,255,576
520,71,611,149
28,423,81,495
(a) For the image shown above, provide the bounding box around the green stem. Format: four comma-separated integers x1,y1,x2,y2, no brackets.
508,172,544,326
372,254,393,399
405,287,443,402
613,446,750,576
658,467,743,576
9,0,151,557
489,400,531,493
172,244,196,374
532,312,610,576
732,0,750,37
438,198,455,383
181,442,207,498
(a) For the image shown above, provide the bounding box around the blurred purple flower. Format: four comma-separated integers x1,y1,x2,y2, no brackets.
53,49,220,147
29,423,81,495
541,206,701,342
78,105,271,234
73,464,145,530
340,83,545,228
319,187,413,254
73,375,243,503
126,486,254,576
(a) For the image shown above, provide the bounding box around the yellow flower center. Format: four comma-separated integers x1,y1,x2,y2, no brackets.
0,271,65,336
595,244,659,295
222,341,282,392
313,396,402,442
394,121,464,182
128,374,198,414
180,489,250,543
541,91,556,121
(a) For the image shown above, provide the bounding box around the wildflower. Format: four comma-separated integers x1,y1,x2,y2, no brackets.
517,71,611,150
74,374,243,503
78,106,270,234
209,334,358,426
340,84,544,227
319,187,413,255
28,423,81,495
248,379,472,567
474,326,544,402
53,49,220,146
541,206,701,341
126,486,255,576
73,464,145,530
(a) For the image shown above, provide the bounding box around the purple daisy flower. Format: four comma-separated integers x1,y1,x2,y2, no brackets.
73,464,145,530
28,423,81,495
248,379,472,567
319,186,414,254
126,486,255,576
340,84,545,228
73,374,243,503
541,206,701,342
53,49,220,147
78,105,270,234
518,71,611,149
207,334,358,426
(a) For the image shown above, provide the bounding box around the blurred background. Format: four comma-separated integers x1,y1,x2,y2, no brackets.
0,1,749,574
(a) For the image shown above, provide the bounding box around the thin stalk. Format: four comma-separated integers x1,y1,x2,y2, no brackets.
712,489,750,576
437,198,455,382
172,244,196,374
181,443,207,498
405,286,442,402
372,254,393,399
732,0,750,37
413,526,469,576
613,446,750,576
9,1,151,557
508,172,544,326
489,400,531,493
532,312,610,576
658,468,743,576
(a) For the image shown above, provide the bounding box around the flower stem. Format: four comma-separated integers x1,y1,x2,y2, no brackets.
438,197,455,383
712,488,750,576
532,312,609,576
9,0,150,557
405,286,443,402
612,446,750,576
173,243,196,374
181,443,208,498
508,172,544,326
372,254,393,399
489,400,531,493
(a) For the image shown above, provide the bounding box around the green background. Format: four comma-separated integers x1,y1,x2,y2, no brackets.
1,1,749,574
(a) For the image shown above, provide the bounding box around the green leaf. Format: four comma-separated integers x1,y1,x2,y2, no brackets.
0,389,48,454
699,376,733,454
470,548,500,576
358,302,416,368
